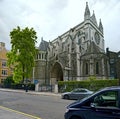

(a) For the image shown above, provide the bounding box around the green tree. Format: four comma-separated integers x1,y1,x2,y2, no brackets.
7,26,37,83
4,76,14,88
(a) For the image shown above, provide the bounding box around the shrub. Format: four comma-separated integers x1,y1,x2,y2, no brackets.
3,76,14,88
58,79,119,92
11,83,35,90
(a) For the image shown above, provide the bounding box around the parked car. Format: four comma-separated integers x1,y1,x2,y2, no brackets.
61,88,93,100
64,86,120,119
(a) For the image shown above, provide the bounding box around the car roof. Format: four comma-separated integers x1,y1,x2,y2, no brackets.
100,86,120,91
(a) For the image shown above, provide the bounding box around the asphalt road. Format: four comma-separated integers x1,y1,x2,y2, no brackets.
0,91,74,119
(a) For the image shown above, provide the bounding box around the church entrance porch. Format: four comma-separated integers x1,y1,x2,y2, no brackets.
50,62,63,85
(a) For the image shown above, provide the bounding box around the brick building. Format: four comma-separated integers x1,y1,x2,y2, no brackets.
0,42,13,85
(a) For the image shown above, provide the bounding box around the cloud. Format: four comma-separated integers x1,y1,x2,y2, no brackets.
0,0,120,52
88,0,120,51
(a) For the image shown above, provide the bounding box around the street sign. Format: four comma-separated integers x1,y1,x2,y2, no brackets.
34,79,38,84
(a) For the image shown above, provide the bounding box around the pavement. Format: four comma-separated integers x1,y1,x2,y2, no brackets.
0,88,61,119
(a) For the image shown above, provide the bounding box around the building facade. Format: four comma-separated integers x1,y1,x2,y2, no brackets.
106,48,120,79
34,2,109,85
0,42,13,85
34,39,49,84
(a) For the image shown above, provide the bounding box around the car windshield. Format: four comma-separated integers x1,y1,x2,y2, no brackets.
77,90,97,102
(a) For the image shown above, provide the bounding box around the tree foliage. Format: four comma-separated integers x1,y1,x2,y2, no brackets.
7,26,37,83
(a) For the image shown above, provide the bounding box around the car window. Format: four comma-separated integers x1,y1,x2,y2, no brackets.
80,89,87,92
72,89,79,92
93,91,118,108
72,89,86,93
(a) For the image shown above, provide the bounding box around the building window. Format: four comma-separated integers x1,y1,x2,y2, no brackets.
79,46,81,51
78,38,81,45
1,79,5,83
85,63,88,75
39,53,41,59
96,62,99,74
68,44,70,52
36,54,39,59
111,67,115,74
2,70,7,75
41,53,43,59
2,61,7,67
36,53,47,60
110,59,115,64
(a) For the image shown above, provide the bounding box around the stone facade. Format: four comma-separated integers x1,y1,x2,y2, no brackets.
34,2,109,85
106,48,120,79
34,39,49,84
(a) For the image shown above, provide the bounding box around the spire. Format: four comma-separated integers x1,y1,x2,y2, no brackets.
41,37,43,41
84,2,90,20
39,37,49,51
90,10,98,26
99,19,103,34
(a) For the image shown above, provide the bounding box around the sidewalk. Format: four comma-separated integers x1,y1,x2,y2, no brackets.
0,88,61,119
0,88,61,97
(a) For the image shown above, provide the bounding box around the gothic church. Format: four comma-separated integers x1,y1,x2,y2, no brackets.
34,2,109,85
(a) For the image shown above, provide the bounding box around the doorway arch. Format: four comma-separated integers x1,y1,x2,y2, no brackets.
50,62,63,84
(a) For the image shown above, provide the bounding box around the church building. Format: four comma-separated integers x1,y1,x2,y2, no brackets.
34,2,109,85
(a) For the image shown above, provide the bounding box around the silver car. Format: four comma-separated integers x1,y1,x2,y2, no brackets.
61,88,93,100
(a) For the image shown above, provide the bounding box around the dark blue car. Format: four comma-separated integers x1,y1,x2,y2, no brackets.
64,86,120,119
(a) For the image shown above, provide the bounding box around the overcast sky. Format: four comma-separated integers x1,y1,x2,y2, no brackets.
0,0,120,52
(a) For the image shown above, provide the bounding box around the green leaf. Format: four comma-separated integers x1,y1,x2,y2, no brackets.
7,26,37,82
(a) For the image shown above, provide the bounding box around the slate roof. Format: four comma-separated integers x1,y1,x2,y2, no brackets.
86,41,100,53
39,40,49,51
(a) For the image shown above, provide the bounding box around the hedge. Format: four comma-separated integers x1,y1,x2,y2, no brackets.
9,83,35,91
58,79,119,92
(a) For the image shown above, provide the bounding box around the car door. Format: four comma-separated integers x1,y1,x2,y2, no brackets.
75,89,87,99
90,90,120,119
71,89,80,99
90,106,120,119
72,89,88,100
78,89,89,99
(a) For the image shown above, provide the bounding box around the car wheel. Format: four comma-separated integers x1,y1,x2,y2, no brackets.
71,116,81,119
64,95,69,99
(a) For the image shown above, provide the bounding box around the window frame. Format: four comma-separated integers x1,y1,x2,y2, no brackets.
2,61,7,67
2,70,8,76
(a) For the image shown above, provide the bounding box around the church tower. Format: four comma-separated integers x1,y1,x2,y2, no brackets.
82,2,104,54
78,2,108,80
36,2,109,86
84,2,90,20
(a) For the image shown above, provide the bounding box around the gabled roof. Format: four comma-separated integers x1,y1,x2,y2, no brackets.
90,11,97,26
39,40,49,51
86,41,101,53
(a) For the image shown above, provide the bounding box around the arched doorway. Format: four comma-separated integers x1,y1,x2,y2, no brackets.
50,62,63,85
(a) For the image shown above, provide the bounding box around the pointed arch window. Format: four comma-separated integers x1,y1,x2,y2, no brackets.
85,63,88,75
68,44,70,52
39,53,41,59
96,62,99,74
78,38,81,45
